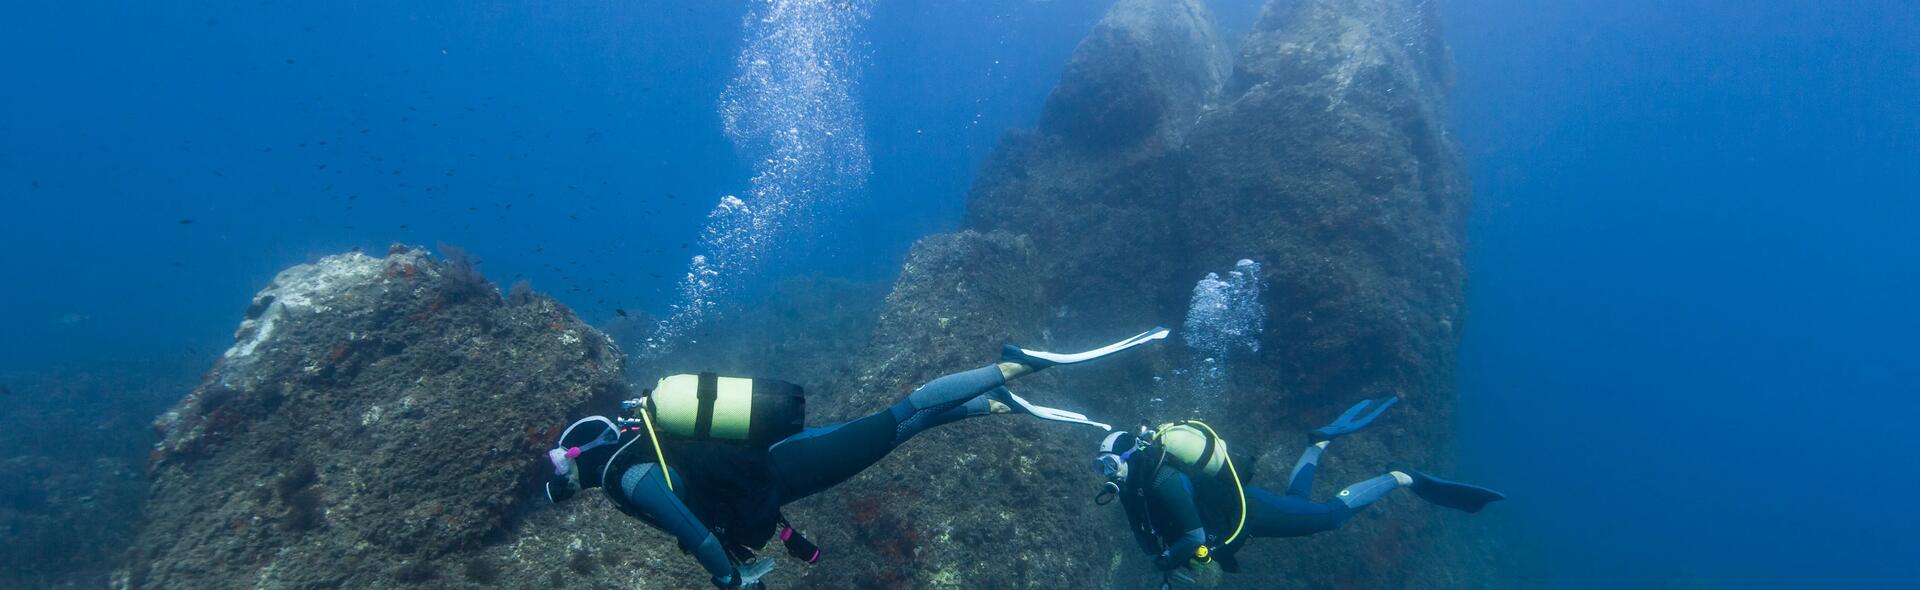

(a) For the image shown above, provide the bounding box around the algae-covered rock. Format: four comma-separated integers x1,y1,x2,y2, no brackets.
870,0,1488,587
779,230,1150,590
967,0,1230,332
1037,0,1229,152
120,246,626,588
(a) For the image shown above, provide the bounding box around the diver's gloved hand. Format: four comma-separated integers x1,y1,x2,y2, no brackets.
1310,395,1400,444
713,558,776,589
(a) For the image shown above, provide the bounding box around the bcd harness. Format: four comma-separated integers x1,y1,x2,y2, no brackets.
604,372,822,565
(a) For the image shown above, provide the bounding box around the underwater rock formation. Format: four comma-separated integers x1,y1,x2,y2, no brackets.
120,246,626,588
782,230,1152,590
965,0,1230,331
113,0,1487,587
829,0,1487,587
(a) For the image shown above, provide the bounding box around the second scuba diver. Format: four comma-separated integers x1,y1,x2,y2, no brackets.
1092,396,1506,588
545,328,1168,589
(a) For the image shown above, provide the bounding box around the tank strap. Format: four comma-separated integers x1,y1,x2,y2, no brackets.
694,372,719,439
1190,424,1218,472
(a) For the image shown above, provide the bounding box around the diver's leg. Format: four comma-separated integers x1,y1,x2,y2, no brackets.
1330,471,1413,517
1284,441,1329,499
1240,486,1353,538
768,412,896,503
770,366,1007,503
891,365,1009,443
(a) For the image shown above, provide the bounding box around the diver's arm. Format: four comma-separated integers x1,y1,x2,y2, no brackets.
1148,469,1208,571
1118,488,1164,555
616,464,741,586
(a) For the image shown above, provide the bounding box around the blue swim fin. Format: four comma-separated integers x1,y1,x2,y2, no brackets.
1310,395,1399,443
1406,470,1505,513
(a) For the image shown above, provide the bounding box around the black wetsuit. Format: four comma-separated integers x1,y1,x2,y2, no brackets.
1120,447,1374,570
597,365,1006,583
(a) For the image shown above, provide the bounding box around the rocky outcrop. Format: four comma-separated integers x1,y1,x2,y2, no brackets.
111,0,1490,587
782,231,1155,590
120,247,626,588
1184,0,1466,403
965,0,1230,330
1036,0,1229,152
827,0,1488,587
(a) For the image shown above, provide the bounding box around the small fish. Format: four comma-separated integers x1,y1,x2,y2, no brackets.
616,308,629,318
178,218,195,225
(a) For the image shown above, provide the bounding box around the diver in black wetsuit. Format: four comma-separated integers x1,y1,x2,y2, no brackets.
1092,396,1505,588
544,328,1167,589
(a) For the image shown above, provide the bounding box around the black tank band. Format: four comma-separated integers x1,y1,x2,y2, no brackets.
694,372,719,439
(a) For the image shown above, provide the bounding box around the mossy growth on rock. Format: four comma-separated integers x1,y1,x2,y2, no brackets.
120,245,627,589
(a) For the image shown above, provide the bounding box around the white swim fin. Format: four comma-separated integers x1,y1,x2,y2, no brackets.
1000,327,1170,368
988,386,1111,431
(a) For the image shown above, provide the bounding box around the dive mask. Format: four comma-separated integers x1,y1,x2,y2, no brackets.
1092,452,1127,480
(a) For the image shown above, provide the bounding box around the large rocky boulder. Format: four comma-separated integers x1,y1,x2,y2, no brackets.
831,0,1492,587
120,246,627,588
965,0,1232,331
781,231,1163,590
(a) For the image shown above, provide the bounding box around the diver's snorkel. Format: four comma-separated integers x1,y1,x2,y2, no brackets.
1094,483,1119,506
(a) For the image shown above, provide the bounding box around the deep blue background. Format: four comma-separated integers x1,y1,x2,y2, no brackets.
1,1,1914,588
1448,0,1919,587
0,0,1104,366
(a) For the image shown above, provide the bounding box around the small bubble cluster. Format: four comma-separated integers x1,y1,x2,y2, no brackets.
1167,259,1266,406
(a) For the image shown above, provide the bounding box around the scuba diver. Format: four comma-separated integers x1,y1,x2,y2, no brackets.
545,328,1168,589
1091,395,1505,588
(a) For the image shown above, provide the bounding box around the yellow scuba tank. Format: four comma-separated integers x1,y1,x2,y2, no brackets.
646,372,806,447
1150,422,1231,477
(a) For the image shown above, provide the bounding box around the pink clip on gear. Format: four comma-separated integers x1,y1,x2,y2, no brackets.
566,447,583,459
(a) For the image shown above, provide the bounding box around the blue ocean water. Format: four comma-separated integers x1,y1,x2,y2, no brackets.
1449,1,1920,588
0,0,1913,588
